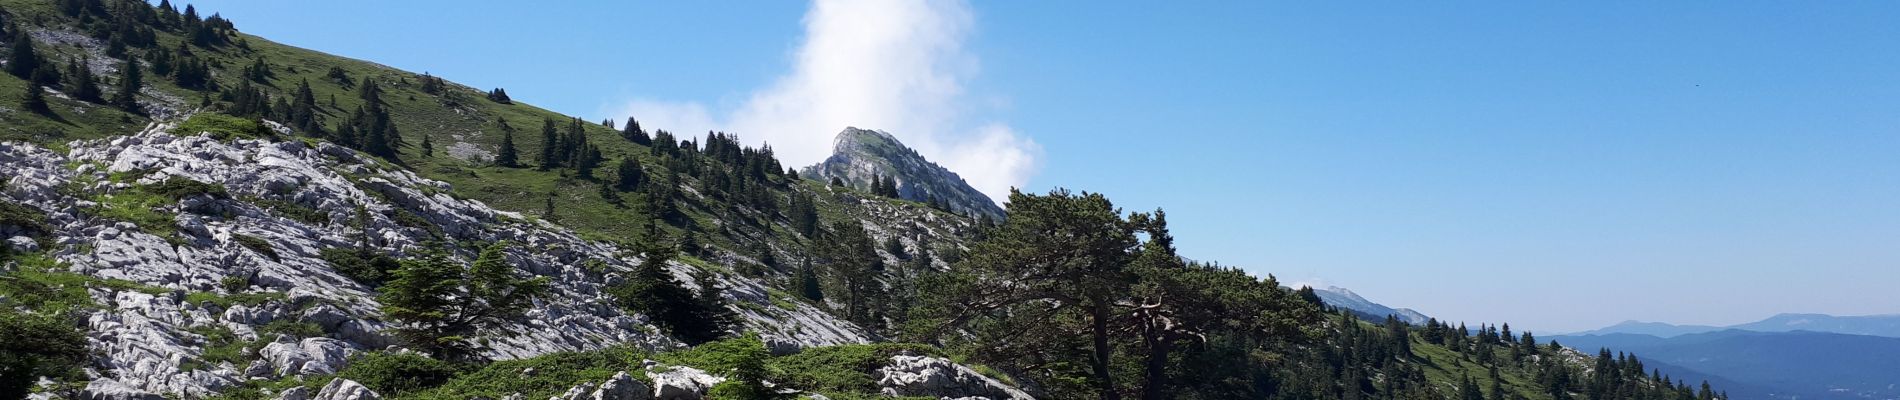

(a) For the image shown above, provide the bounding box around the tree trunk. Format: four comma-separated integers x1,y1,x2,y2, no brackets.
1141,332,1171,400
1090,301,1121,400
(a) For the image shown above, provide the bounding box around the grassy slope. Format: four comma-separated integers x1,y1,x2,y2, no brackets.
1,3,1616,399
0,0,953,263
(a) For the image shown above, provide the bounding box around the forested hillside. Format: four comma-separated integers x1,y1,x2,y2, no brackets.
0,1,1730,399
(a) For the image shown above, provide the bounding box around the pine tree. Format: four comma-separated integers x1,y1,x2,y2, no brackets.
244,56,270,82
419,134,434,157
496,129,520,167
614,158,644,191
111,56,142,113
796,257,823,302
536,118,558,170
68,58,102,103
290,79,319,132
19,83,50,114
621,117,650,145
598,180,621,204
378,244,547,361
6,32,42,80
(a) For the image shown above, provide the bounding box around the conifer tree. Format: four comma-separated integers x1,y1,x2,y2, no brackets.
6,32,41,80
494,131,520,167
111,55,142,113
67,58,102,103
19,83,50,114
796,257,823,302
621,117,650,145
614,157,644,191
536,118,558,170
419,134,433,157
290,79,319,132
378,244,546,360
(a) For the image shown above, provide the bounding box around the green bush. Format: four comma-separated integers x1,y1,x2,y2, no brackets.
173,112,273,142
320,247,401,286
232,234,280,262
148,176,230,200
412,346,647,400
0,199,51,237
338,352,462,395
0,309,88,400
765,343,940,394
258,320,324,338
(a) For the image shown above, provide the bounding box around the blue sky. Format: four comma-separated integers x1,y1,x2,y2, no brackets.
185,1,1900,333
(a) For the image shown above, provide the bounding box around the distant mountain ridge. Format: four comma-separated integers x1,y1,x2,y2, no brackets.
1567,313,1900,338
1311,286,1431,324
802,127,1006,219
1552,329,1900,400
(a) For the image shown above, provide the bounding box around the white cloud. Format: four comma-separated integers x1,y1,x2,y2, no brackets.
605,0,1038,202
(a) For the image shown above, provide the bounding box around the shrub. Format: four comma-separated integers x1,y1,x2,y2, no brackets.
0,199,51,237
232,234,279,262
173,112,273,142
147,176,229,200
338,352,461,395
766,343,940,394
320,247,401,286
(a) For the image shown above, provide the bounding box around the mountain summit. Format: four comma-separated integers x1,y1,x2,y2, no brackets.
802,127,1006,219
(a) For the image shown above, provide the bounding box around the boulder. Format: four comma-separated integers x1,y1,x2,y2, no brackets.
596,371,652,400
876,355,1033,400
80,379,166,400
312,378,380,400
261,336,354,376
647,366,724,400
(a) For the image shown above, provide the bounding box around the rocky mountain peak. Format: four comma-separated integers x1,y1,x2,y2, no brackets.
804,127,1006,220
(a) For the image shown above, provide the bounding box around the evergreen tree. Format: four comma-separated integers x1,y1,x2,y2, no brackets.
19,83,49,114
419,134,433,157
496,130,520,167
610,230,729,345
377,244,548,361
0,310,89,400
68,57,102,103
536,118,558,170
621,117,650,145
598,180,621,204
111,54,142,113
796,257,823,302
614,157,644,191
244,56,270,82
6,32,41,80
485,87,511,103
290,79,320,132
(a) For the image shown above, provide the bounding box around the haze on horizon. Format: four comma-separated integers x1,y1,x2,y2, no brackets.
186,0,1900,333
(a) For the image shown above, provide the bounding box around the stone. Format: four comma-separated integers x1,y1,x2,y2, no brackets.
80,379,166,400
875,355,1034,400
648,366,724,400
595,371,652,400
312,378,380,400
6,235,38,252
